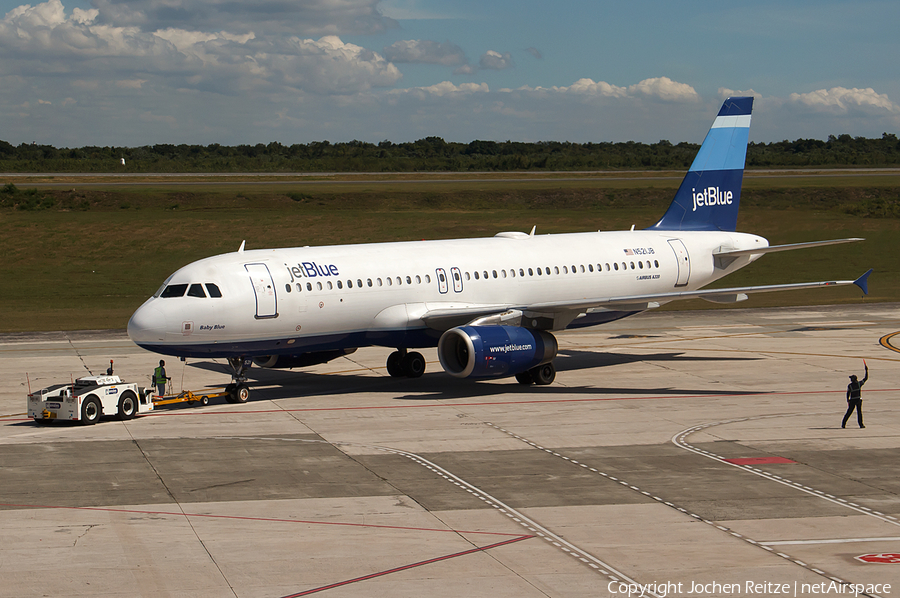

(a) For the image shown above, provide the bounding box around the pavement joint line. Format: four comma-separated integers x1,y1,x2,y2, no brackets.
485,423,881,597
672,413,900,528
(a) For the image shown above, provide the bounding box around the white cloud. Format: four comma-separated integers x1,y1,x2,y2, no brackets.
91,0,397,35
788,87,898,114
0,2,401,95
479,50,513,70
627,77,699,102
382,39,466,66
517,77,699,103
389,80,489,99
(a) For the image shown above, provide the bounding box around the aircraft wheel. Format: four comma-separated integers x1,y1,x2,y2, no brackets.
515,371,534,385
81,396,102,425
117,392,138,420
231,384,249,403
200,395,210,406
386,351,404,377
531,363,556,386
401,352,426,378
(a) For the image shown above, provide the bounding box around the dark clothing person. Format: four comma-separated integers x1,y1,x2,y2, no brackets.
842,367,868,428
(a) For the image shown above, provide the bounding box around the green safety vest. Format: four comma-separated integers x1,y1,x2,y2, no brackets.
154,366,166,385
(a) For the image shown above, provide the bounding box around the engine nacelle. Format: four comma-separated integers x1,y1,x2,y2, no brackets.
438,326,558,379
252,348,357,369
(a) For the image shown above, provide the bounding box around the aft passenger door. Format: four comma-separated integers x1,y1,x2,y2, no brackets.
667,239,691,287
245,263,278,318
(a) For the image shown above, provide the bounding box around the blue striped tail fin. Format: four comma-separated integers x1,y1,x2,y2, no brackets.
650,97,753,232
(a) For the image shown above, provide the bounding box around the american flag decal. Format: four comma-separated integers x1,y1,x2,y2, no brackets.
624,248,634,255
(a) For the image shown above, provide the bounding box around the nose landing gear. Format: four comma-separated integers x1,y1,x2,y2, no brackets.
225,356,252,403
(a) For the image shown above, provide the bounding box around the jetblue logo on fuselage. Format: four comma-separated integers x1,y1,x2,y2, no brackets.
286,261,339,282
692,186,733,212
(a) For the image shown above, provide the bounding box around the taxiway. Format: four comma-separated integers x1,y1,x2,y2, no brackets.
1,304,898,597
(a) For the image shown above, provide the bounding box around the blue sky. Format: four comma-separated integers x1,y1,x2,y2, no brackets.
0,0,897,147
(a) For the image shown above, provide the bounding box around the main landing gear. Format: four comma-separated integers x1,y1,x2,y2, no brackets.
225,356,252,403
515,362,556,386
386,349,426,378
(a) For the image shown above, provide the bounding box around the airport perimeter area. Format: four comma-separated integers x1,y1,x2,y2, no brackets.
1,303,899,597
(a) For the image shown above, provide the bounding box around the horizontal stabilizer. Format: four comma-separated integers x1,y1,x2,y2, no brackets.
714,238,864,258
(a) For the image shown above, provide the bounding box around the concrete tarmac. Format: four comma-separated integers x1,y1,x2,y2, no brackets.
1,303,899,598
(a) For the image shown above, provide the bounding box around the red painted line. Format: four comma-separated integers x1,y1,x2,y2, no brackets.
138,387,900,417
0,503,523,537
723,457,796,465
280,534,533,598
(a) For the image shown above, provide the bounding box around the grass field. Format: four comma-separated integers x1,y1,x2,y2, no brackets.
0,172,897,332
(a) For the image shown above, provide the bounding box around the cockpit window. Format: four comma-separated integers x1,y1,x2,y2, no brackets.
160,284,188,298
205,283,222,298
187,284,206,298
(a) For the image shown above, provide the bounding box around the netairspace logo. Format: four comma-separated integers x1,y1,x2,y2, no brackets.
489,344,533,354
692,186,733,212
607,580,892,597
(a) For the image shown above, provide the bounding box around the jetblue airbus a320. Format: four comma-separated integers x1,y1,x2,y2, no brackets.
127,97,871,402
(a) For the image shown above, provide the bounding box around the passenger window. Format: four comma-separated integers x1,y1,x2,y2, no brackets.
425,275,431,283
378,278,383,287
188,284,206,298
474,271,480,280
397,276,402,285
614,263,619,271
317,282,323,290
483,271,488,279
416,275,421,284
206,283,223,298
406,276,412,285
519,268,525,277
605,263,610,271
161,284,188,298
638,262,643,269
588,264,594,273
536,268,542,276
654,260,659,268
358,279,363,288
296,283,303,292
327,281,333,290
630,262,635,269
284,284,292,293
501,270,507,278
307,282,312,291
337,281,343,289
528,268,533,276
367,279,373,287
387,277,392,286
493,270,498,278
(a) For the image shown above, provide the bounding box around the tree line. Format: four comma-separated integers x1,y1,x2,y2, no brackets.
0,133,898,172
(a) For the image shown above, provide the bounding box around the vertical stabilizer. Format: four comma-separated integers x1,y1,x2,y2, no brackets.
649,97,753,232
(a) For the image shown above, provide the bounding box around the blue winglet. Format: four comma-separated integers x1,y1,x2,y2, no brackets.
853,269,873,295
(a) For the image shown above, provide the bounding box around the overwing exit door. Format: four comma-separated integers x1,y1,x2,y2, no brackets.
245,263,278,318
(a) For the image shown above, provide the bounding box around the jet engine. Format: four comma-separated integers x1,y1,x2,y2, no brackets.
437,326,557,379
252,348,357,369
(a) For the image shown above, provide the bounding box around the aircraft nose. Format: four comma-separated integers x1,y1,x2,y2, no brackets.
127,304,167,344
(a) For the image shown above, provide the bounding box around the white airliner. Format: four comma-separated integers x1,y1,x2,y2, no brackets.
128,97,871,402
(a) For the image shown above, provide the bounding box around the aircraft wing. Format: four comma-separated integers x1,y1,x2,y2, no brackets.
419,269,872,331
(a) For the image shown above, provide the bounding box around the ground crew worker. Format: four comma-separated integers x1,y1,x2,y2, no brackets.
153,360,171,397
842,363,868,429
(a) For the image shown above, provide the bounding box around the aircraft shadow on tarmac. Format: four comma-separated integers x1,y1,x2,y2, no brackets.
184,350,766,402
